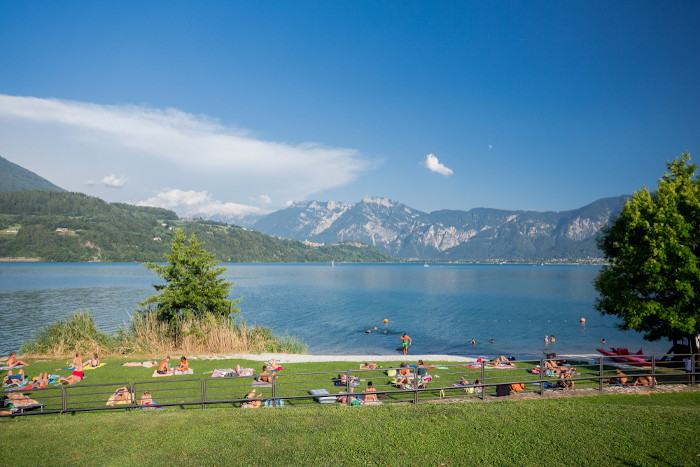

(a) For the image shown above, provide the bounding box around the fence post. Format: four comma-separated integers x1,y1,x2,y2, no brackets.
693,353,697,387
480,361,485,400
272,373,277,400
129,382,134,410
651,356,656,388
61,386,67,414
599,357,604,392
539,359,545,395
201,379,206,409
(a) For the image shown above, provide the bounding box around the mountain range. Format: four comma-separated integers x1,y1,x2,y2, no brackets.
251,195,629,261
1,154,627,261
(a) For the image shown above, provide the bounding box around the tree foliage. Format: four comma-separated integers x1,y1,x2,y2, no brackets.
141,230,241,323
594,153,700,351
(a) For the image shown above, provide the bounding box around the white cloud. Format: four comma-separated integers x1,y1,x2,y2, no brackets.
101,174,127,188
136,188,270,220
0,94,371,208
488,144,493,150
422,153,453,176
253,194,272,205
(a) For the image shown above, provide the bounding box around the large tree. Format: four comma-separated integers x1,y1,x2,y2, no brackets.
594,153,700,353
141,229,241,323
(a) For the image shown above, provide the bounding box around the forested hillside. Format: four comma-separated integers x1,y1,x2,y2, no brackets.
0,191,391,262
0,155,66,193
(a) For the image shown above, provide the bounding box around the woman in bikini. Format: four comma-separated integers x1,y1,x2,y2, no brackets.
70,353,85,382
84,353,100,368
174,356,189,372
6,352,27,368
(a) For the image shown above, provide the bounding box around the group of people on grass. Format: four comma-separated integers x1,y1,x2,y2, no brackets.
3,349,673,415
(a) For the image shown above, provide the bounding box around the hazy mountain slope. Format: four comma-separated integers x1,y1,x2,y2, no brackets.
0,155,66,193
252,195,630,261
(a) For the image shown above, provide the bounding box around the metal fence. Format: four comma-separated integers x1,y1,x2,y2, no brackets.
2,353,697,417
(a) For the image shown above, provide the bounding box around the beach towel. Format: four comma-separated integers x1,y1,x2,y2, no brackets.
252,380,272,387
211,368,254,378
263,399,285,407
309,389,336,404
0,365,24,370
463,364,514,370
151,368,194,377
82,363,107,371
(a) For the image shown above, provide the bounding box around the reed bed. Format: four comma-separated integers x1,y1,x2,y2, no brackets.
20,310,307,357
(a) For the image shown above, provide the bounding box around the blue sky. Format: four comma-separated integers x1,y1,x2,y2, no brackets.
1,1,699,220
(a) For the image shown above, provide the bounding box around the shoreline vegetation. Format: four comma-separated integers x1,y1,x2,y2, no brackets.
19,310,307,358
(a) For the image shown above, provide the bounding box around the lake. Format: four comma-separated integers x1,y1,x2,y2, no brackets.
0,262,671,358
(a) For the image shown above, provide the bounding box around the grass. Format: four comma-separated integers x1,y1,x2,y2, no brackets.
1,387,699,466
3,357,700,465
20,310,308,357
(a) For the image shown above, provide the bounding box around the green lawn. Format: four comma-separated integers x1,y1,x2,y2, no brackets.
2,357,699,465
1,391,699,466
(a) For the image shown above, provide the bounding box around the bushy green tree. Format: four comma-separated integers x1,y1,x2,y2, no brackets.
141,229,241,323
594,153,700,353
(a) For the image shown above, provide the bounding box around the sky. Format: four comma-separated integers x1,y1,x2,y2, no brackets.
1,1,699,220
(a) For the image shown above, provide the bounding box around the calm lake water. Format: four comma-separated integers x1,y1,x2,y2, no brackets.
0,262,671,358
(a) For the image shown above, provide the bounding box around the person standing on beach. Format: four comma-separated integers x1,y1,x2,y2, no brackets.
400,333,412,355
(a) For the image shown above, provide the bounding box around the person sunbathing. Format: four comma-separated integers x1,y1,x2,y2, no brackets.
121,360,158,367
6,352,27,368
361,362,378,370
69,353,85,382
138,391,154,407
174,356,189,372
492,355,510,363
26,373,49,388
59,373,82,385
242,389,262,408
398,364,410,377
3,369,25,386
156,357,173,375
607,370,628,385
257,366,271,383
107,387,133,406
557,372,574,389
364,381,379,403
3,392,40,410
83,353,100,368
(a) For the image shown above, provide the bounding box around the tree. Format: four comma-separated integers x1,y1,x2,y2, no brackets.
594,153,700,353
141,229,241,324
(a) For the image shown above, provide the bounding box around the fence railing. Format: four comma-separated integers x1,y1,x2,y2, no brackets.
2,353,697,417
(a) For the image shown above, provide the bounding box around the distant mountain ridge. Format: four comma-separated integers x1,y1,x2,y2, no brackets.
0,155,66,193
252,195,630,261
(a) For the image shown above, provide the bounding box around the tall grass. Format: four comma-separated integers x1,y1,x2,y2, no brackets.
20,311,120,356
20,310,308,357
128,311,308,355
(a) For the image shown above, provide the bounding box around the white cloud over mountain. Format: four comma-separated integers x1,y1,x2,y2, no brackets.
0,94,371,214
136,188,271,220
